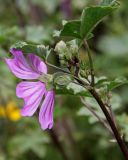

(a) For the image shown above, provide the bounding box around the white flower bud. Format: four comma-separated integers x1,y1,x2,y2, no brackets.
70,44,78,57
54,41,67,53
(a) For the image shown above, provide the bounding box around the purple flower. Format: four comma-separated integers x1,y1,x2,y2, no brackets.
5,48,55,130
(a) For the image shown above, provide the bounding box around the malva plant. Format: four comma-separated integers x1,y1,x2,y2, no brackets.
5,0,128,159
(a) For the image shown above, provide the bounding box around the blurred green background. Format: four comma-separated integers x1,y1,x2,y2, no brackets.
0,0,128,160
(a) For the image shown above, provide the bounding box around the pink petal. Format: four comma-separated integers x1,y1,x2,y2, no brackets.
16,81,46,116
5,59,39,79
5,49,40,79
27,54,47,74
10,48,30,69
16,81,42,98
39,90,55,130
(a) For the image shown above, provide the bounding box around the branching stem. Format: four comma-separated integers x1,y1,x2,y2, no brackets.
46,61,89,86
77,41,128,158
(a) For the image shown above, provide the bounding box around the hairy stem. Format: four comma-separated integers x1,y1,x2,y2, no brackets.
80,40,128,158
108,105,117,127
84,40,95,86
46,61,70,74
89,89,128,159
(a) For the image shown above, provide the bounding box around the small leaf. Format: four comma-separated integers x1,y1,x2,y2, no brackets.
95,76,108,86
80,5,118,38
96,77,128,91
107,77,128,91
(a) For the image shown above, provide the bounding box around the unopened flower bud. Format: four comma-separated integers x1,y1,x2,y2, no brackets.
54,41,67,54
69,44,78,57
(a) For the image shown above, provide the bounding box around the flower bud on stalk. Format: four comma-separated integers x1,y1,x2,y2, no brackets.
55,40,79,68
54,40,67,54
68,42,78,58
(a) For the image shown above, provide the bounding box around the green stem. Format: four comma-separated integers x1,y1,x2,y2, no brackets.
46,61,70,74
84,40,95,86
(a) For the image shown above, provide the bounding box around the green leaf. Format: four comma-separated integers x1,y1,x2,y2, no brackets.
59,20,81,39
96,77,128,91
55,82,92,97
57,20,93,40
80,5,118,38
11,41,49,60
107,77,128,91
9,129,49,158
11,41,38,53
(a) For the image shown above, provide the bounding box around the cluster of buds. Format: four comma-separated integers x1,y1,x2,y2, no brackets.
54,40,79,68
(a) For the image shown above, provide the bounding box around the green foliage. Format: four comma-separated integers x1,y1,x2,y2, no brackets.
11,41,50,60
80,5,117,38
59,20,81,39
9,129,49,159
96,77,128,91
55,82,91,97
57,1,118,40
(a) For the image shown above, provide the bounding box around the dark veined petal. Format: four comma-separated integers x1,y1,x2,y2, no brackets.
16,81,46,116
39,90,55,130
5,49,47,80
5,49,40,79
27,54,47,74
